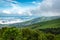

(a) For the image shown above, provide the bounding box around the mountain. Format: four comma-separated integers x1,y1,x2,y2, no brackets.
0,16,60,28
24,18,60,29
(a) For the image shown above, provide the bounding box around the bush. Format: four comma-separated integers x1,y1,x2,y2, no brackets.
0,27,57,40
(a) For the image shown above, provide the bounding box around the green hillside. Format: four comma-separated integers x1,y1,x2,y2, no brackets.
25,18,60,29
0,18,60,40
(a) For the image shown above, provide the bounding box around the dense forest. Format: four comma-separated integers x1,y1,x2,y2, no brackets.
0,27,60,40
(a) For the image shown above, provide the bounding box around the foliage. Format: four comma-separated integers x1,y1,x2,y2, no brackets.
0,27,58,40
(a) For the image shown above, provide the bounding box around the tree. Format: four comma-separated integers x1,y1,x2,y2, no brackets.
2,27,22,40
46,33,55,40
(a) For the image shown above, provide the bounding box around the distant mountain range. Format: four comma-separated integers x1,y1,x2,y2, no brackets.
0,16,60,28
25,18,60,29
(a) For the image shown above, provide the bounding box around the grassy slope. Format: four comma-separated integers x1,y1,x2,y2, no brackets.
24,18,60,29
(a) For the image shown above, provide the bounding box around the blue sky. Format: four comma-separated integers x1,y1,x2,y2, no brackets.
0,0,42,8
0,0,60,24
15,0,42,3
0,0,43,18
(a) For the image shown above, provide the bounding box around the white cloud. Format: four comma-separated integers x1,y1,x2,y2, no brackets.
3,10,11,14
0,19,23,24
11,4,33,16
31,0,60,16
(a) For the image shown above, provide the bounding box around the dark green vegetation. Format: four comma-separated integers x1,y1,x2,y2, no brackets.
0,18,60,40
25,18,60,29
0,27,59,40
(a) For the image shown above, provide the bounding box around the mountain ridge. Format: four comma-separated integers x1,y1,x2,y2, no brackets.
0,16,60,28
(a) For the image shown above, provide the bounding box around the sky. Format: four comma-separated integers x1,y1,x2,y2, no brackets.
0,0,60,24
0,0,43,18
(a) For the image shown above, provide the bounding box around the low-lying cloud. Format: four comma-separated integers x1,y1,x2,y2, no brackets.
0,19,23,24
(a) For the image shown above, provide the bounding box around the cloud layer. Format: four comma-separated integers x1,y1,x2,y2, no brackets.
0,19,23,24
0,0,60,17
33,0,60,16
